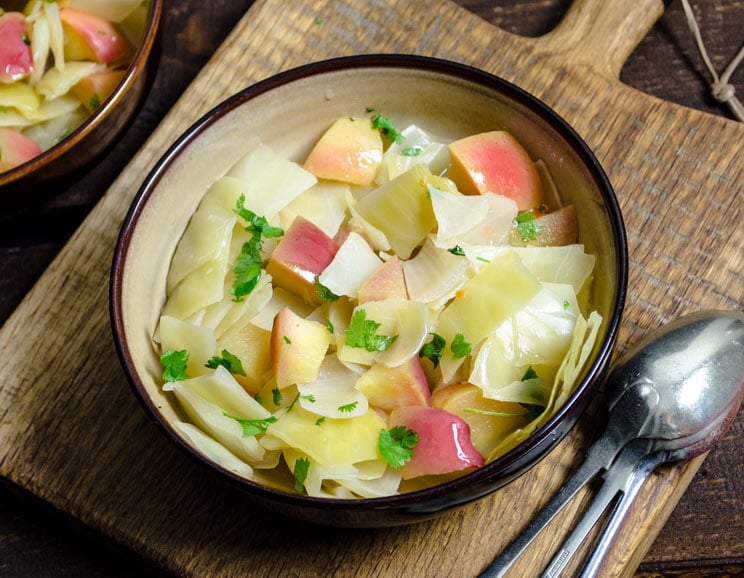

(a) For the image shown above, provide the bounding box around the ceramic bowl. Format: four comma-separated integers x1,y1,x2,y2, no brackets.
110,54,627,528
0,0,163,206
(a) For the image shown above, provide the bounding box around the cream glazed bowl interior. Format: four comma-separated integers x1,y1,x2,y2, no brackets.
111,54,628,528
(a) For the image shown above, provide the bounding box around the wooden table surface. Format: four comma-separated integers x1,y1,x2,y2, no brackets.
0,1,742,576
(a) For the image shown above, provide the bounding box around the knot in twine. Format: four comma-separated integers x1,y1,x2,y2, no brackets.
681,0,744,122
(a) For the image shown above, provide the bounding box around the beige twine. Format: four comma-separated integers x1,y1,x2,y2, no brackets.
680,0,744,121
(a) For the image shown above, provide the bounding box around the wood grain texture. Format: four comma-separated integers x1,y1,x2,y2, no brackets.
0,0,742,576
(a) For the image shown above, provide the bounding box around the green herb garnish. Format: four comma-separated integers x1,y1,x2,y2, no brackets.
338,401,358,413
315,278,340,302
451,333,472,359
378,426,419,468
419,333,446,368
401,146,423,157
371,114,403,144
447,245,466,256
515,211,542,242
293,457,311,493
89,93,101,111
272,387,283,406
160,349,189,382
205,349,247,376
223,412,277,437
344,309,398,352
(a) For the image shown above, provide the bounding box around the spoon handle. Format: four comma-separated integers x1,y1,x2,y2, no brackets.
539,441,652,577
578,451,668,577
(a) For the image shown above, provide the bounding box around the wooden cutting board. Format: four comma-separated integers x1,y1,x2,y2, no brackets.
0,0,741,576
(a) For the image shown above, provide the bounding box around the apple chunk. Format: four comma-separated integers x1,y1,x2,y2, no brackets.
271,307,331,388
60,8,130,63
303,117,383,186
0,128,42,172
71,69,125,112
357,255,407,303
266,216,339,305
389,406,484,479
355,357,431,412
448,130,544,211
0,12,33,83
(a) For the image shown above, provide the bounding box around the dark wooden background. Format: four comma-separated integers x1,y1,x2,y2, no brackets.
0,0,742,576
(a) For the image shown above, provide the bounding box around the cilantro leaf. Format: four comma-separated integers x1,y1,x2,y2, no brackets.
419,333,446,368
515,211,542,242
521,366,539,381
401,146,423,157
205,349,247,376
451,333,472,359
160,349,189,382
378,426,419,469
338,401,358,413
447,245,466,256
371,114,403,144
231,194,284,301
272,387,283,406
293,457,311,493
344,309,398,352
315,278,340,302
223,412,277,437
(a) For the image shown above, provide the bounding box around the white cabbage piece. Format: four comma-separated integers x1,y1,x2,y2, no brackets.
158,315,217,378
376,124,449,184
0,83,41,119
455,193,518,247
36,62,106,100
512,245,596,294
281,181,349,239
430,186,489,243
44,0,65,71
21,106,87,151
345,188,392,252
226,144,317,219
28,11,50,85
297,356,368,419
173,421,253,479
402,236,469,308
162,252,231,321
318,232,382,299
199,273,273,339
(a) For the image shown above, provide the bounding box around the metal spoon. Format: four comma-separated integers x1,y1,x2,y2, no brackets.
480,309,744,577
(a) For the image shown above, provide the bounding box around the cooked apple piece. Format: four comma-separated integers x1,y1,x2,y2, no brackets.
266,216,339,305
271,306,331,388
60,7,130,63
448,130,544,211
217,321,272,394
430,382,531,457
510,205,579,247
0,128,42,172
357,255,407,303
388,406,484,479
0,12,33,84
355,357,431,411
303,117,383,186
71,69,125,112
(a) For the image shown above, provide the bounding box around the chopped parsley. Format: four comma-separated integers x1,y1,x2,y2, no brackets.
293,457,311,493
283,336,292,345
160,349,189,382
401,146,423,157
254,393,264,406
286,392,316,412
344,309,398,352
231,194,283,301
272,387,283,406
223,412,277,437
378,426,418,468
521,366,538,380
419,333,446,368
338,401,358,413
371,114,403,144
315,416,326,426
447,245,466,256
315,278,340,302
451,333,472,359
21,33,30,45
89,93,101,111
205,349,247,376
515,211,542,242
325,318,334,334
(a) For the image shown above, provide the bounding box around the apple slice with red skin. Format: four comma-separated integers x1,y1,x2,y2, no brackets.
271,306,330,389
0,12,33,84
303,117,383,186
357,255,407,303
71,69,125,113
0,128,42,172
60,8,130,63
355,357,431,412
389,405,484,479
448,130,544,211
266,216,339,305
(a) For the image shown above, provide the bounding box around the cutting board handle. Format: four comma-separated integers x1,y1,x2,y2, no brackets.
539,0,666,80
